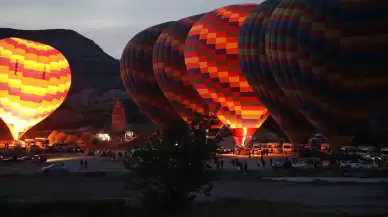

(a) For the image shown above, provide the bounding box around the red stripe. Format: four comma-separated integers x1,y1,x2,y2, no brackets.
1,104,51,119
7,86,68,103
4,38,60,57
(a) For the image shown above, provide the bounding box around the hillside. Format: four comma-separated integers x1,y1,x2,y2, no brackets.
0,28,150,138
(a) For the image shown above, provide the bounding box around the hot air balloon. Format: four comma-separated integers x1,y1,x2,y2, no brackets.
0,37,71,140
185,4,269,147
238,0,315,144
120,22,186,132
153,15,223,129
266,0,388,151
111,99,126,133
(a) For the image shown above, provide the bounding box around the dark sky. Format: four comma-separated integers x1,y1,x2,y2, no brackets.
1,0,263,58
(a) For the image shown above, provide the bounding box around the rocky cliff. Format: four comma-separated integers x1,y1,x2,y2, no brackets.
0,28,150,139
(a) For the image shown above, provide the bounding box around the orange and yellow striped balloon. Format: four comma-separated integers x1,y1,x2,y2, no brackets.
0,37,71,140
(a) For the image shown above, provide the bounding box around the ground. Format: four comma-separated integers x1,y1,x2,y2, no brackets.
1,152,388,216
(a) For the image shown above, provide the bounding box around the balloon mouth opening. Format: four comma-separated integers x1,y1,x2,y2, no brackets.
232,128,256,147
5,123,29,140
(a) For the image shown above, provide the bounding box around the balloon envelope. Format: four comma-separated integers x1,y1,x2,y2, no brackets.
185,4,269,146
120,22,185,131
0,37,71,140
153,15,222,126
239,0,315,143
266,0,388,149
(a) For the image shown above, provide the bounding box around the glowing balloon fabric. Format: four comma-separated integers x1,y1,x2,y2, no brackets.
239,0,315,143
120,22,185,131
0,37,71,140
153,15,211,122
266,0,388,149
185,4,269,146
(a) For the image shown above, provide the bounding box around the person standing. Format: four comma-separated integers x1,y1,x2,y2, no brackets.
256,158,261,168
84,160,88,169
80,160,84,170
220,160,224,169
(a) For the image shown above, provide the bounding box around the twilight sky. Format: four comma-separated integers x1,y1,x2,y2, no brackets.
0,0,262,59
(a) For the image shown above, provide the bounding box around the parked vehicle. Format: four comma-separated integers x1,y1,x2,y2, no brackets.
30,145,44,154
32,155,47,163
341,146,357,155
272,143,282,153
320,143,331,152
340,159,376,169
41,162,68,173
217,147,231,154
50,142,69,152
380,147,388,158
272,160,293,169
293,158,320,169
282,143,294,153
363,153,381,161
357,146,377,157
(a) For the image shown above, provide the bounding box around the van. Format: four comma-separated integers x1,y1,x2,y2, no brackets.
282,143,294,153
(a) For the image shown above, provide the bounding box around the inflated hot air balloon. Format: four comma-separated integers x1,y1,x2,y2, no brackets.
153,16,206,119
0,37,71,140
266,0,388,151
238,0,315,144
120,22,185,132
185,4,269,146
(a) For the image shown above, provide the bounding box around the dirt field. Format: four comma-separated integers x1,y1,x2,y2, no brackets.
0,173,387,215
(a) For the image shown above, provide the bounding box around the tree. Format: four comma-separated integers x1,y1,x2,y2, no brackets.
65,135,77,144
48,130,59,144
55,132,67,143
124,112,225,214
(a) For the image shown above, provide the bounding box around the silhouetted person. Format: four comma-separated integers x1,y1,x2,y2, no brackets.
216,162,220,171
84,160,88,169
244,161,248,171
248,152,251,159
220,160,224,169
270,158,273,166
261,159,266,167
256,158,261,168
204,183,213,196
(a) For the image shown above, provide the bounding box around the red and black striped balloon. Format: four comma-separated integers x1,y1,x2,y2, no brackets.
153,15,222,126
120,22,185,131
239,0,315,143
266,0,388,149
